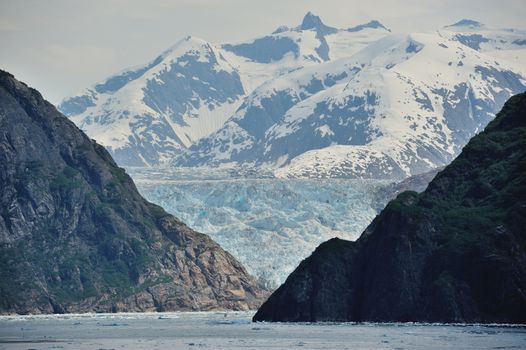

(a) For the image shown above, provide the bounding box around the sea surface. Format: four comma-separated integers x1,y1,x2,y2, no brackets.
0,311,525,350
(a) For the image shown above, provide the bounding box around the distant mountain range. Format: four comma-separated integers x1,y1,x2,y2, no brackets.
254,92,526,323
60,13,526,179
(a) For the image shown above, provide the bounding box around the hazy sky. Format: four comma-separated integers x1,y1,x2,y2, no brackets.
1,0,525,104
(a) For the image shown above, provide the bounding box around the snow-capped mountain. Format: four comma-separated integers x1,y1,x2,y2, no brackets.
60,13,526,179
58,12,390,167
180,21,526,179
270,31,526,179
60,36,246,166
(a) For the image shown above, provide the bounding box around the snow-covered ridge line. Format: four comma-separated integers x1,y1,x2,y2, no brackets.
60,13,526,179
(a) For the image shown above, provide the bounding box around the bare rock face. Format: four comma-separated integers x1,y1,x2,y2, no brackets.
0,70,267,314
254,93,526,323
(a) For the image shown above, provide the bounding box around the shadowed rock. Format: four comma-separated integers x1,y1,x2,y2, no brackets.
254,93,526,323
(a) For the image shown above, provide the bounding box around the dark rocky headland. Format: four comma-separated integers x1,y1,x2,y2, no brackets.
254,93,526,323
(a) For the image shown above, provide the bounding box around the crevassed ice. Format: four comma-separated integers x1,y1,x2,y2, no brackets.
131,168,385,288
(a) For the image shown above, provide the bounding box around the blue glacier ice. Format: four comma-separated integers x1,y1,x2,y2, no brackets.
129,167,387,288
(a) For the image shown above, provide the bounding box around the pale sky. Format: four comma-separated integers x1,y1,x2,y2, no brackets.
1,0,525,104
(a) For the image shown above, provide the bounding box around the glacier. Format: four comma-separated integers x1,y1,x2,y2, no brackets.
128,167,387,288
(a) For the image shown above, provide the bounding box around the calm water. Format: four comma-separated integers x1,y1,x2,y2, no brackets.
0,312,525,350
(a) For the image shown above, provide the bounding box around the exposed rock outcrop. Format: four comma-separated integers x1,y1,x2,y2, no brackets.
0,70,266,314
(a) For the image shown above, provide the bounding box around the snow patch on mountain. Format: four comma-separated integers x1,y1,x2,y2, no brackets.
274,145,405,179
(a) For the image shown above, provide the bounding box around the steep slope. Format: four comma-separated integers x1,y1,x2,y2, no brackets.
253,93,526,323
0,71,265,314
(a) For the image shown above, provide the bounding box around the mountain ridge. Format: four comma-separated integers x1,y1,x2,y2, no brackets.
253,92,526,323
59,13,526,180
57,13,392,168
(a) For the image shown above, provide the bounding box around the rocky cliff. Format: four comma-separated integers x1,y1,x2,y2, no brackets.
0,70,265,314
254,93,526,323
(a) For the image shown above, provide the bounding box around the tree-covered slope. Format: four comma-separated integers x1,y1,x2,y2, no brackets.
254,92,526,323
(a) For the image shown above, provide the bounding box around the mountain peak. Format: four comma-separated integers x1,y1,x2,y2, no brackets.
272,25,290,34
298,11,337,35
347,20,390,32
161,35,212,58
447,19,484,28
300,11,323,30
